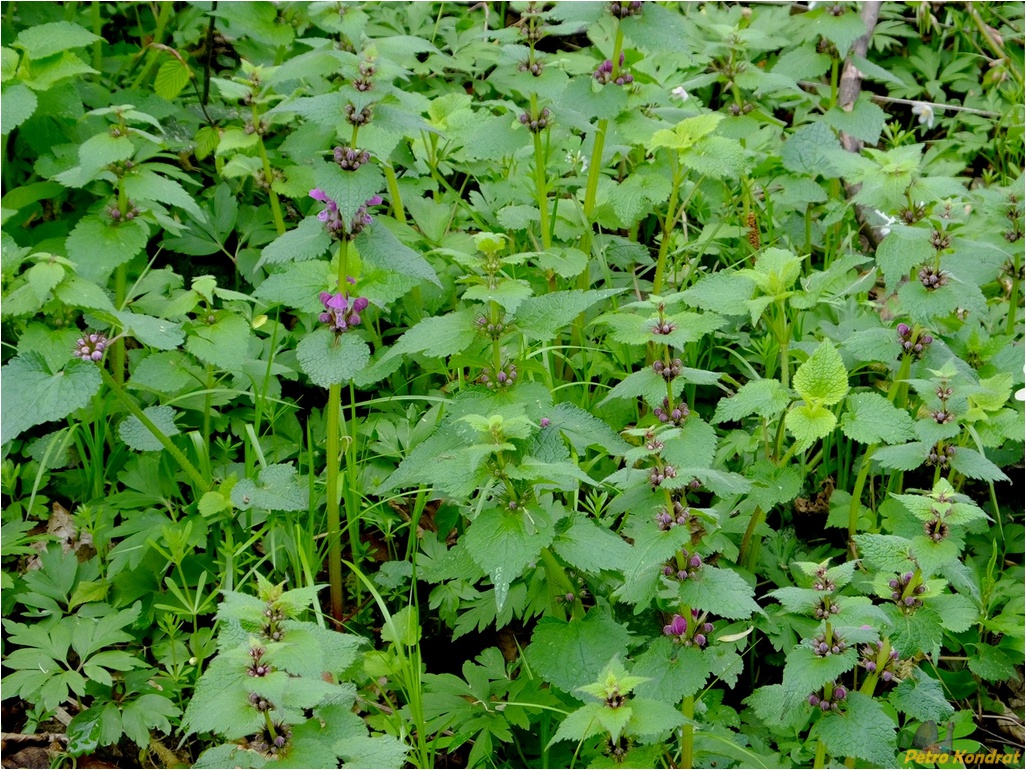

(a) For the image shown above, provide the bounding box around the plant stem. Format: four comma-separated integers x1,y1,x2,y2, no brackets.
532,128,552,250
681,695,694,768
653,155,682,295
252,104,286,236
100,368,208,491
813,738,827,768
383,162,406,223
738,506,764,571
1006,251,1021,336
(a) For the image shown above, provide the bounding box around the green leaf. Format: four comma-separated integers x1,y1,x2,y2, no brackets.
379,309,478,364
118,405,180,452
464,505,554,612
713,379,790,423
297,330,370,388
873,442,930,472
785,403,836,452
876,227,933,289
824,97,886,145
651,113,723,151
553,516,631,576
253,261,332,312
123,167,202,219
812,693,895,766
551,402,631,455
112,310,185,350
256,217,331,268
780,121,845,178
515,289,622,341
231,463,309,512
810,8,868,58
633,641,711,703
678,566,761,620
853,534,915,574
948,447,1008,482
839,393,915,445
154,58,191,101
928,594,978,633
1,83,37,134
1,354,101,442
526,607,630,695
781,646,858,712
312,161,383,223
186,312,252,371
967,644,1017,682
889,670,955,722
120,693,179,748
794,341,848,405
680,272,754,315
616,517,692,607
66,217,149,282
55,276,116,313
15,22,99,59
463,279,533,313
355,224,440,287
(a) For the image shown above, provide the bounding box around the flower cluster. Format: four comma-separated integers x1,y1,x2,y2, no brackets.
808,683,847,712
809,631,847,658
106,201,141,224
810,566,836,592
655,501,691,531
73,332,110,362
593,53,634,86
247,692,273,712
476,314,509,339
918,264,949,290
609,0,643,18
309,189,382,240
859,641,903,682
353,59,375,91
518,106,552,133
652,318,676,335
652,357,682,381
478,361,518,388
897,323,933,359
925,440,956,469
662,549,702,581
246,720,293,758
923,512,950,543
333,145,370,171
345,103,372,126
246,645,272,678
653,397,689,426
649,461,676,488
319,290,369,334
889,571,926,611
518,58,544,77
663,608,713,647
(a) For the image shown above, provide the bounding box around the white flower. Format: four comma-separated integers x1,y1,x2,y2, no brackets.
808,1,819,8
911,101,935,129
565,150,588,173
875,209,898,237
671,86,689,101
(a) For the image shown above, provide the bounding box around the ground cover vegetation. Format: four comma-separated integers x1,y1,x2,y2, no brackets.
1,1,1024,768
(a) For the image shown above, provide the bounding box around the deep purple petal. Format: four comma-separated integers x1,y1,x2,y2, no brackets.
309,188,329,202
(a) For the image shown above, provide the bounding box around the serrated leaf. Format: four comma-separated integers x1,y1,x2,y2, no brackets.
66,217,149,282
873,442,930,472
123,167,202,219
1,354,101,442
811,692,895,767
553,517,631,575
633,640,711,703
256,217,331,268
678,566,761,620
464,506,554,612
15,22,99,59
154,58,191,100
118,405,180,452
112,310,185,350
253,261,331,312
794,341,848,405
297,330,370,388
889,670,955,721
355,224,440,287
526,608,630,695
824,98,886,145
1,83,37,134
515,289,622,341
230,463,308,512
839,392,915,445
551,402,630,455
785,403,836,452
876,227,933,289
312,161,384,224
680,271,754,314
781,646,858,712
853,534,915,574
463,279,533,313
713,379,790,423
186,312,251,371
780,121,844,178
967,644,1017,682
948,447,1008,482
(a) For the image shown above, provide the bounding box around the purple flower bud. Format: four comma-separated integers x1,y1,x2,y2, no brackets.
540,417,551,428
809,694,820,707
820,700,831,711
689,554,702,569
897,323,911,337
703,622,713,634
865,661,876,672
888,579,899,589
663,566,674,576
677,570,688,581
882,670,893,682
834,686,847,701
693,634,706,647
921,335,933,345
904,596,915,606
352,296,369,312
663,614,687,637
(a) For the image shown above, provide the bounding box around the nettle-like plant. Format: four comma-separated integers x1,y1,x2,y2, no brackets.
182,577,406,768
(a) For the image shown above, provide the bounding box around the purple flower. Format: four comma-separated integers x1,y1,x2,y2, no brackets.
73,332,109,362
309,190,384,240
540,417,551,428
663,613,687,639
319,287,368,334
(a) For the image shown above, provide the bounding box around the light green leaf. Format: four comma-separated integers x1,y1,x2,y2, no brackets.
526,608,630,695
118,405,180,452
355,223,439,286
678,566,761,620
253,261,332,312
948,447,1008,482
112,310,185,350
463,279,533,313
515,289,622,341
780,121,844,178
793,341,848,405
256,217,331,268
186,312,252,371
873,442,930,472
713,379,790,423
1,83,37,134
231,463,308,512
839,393,915,445
465,505,554,612
297,330,370,388
381,309,478,362
154,58,191,101
1,354,101,442
66,217,149,282
633,640,711,703
553,517,631,576
888,670,954,722
15,22,99,59
811,692,895,767
785,403,837,452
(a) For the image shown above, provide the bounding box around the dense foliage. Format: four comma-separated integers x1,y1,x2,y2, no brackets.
1,2,1024,768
